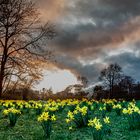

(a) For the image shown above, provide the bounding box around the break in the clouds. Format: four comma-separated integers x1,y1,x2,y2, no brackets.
39,0,140,86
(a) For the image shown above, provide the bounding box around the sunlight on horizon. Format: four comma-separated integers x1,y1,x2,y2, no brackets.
36,69,80,93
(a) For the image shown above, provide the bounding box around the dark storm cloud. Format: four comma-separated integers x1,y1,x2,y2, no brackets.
104,49,140,81
51,0,140,57
66,0,140,23
43,0,140,84
55,55,101,84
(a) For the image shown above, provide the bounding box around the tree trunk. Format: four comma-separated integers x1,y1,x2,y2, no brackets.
0,80,3,98
109,88,111,98
0,67,4,98
0,49,8,99
111,85,114,98
0,25,9,99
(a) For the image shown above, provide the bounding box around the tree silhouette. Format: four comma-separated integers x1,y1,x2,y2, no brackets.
99,63,123,98
0,0,55,97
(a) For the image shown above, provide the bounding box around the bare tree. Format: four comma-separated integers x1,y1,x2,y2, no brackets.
99,63,123,98
0,0,55,98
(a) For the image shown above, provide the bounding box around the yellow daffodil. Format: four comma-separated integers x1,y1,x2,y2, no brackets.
94,122,102,130
3,108,21,115
103,117,110,124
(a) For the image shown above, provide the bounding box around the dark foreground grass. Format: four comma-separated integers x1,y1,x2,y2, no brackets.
0,107,140,140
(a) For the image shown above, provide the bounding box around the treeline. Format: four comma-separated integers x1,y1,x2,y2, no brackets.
2,63,140,101
91,63,140,100
1,87,88,100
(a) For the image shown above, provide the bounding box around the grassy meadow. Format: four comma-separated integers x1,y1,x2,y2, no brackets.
0,99,140,140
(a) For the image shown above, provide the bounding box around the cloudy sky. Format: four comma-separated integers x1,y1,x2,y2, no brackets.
37,0,140,92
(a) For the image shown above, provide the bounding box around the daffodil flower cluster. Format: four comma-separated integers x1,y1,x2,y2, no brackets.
75,105,88,115
3,108,21,115
67,99,80,106
3,107,21,127
44,104,59,112
99,106,106,111
66,105,88,122
44,100,66,113
122,102,140,130
88,116,111,140
113,104,122,109
122,102,140,115
3,101,15,108
88,117,102,130
37,112,56,122
66,105,90,128
102,99,117,104
37,111,56,139
88,116,110,131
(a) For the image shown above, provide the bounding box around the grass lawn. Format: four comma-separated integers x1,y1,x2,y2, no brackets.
0,100,140,140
